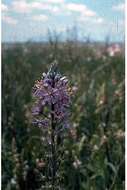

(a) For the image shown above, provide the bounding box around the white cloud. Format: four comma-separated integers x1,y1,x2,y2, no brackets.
79,15,104,25
95,18,104,24
42,0,64,4
30,2,61,15
11,1,96,18
82,9,96,17
112,3,124,11
30,2,60,13
11,1,61,13
30,2,52,11
66,3,96,17
2,15,17,25
51,6,61,13
1,4,8,12
12,1,31,13
32,14,48,22
66,3,86,12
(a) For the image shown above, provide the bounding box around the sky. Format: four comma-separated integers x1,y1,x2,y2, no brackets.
2,0,125,42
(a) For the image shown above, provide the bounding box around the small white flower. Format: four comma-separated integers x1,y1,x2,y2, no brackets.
11,178,17,185
73,159,82,169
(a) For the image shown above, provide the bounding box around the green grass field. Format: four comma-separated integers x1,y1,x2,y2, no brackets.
2,41,125,190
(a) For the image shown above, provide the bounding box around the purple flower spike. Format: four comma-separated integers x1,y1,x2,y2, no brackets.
32,63,72,128
31,62,74,188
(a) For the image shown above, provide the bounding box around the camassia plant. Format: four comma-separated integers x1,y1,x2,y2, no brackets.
32,63,73,189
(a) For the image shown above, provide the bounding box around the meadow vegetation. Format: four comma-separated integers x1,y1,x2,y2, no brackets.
2,38,125,190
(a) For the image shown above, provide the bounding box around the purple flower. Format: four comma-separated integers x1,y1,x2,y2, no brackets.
31,63,74,188
32,64,72,128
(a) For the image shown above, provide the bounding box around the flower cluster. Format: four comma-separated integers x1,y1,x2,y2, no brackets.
32,64,72,129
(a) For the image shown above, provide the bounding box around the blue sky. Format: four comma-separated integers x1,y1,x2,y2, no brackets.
2,0,125,42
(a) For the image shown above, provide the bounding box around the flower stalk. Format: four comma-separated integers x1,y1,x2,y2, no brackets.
32,62,73,189
51,77,56,189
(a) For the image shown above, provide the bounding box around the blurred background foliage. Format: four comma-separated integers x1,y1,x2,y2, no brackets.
2,36,125,190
